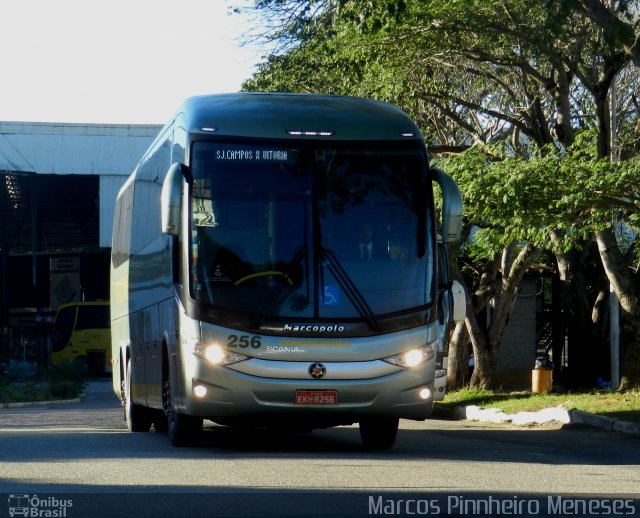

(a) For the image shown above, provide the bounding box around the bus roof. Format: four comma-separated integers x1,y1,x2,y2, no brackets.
175,93,424,142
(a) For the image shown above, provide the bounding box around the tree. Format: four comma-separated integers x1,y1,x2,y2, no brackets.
444,141,640,388
563,0,640,67
240,0,640,388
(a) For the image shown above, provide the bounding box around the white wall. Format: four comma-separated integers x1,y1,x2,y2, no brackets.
0,121,162,248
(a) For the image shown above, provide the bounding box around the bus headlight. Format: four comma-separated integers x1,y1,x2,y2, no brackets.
193,341,249,366
383,343,435,368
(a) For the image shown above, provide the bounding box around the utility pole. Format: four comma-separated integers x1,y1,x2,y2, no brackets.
609,75,620,390
0,248,6,362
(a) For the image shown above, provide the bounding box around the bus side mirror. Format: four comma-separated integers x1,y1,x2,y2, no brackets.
451,280,466,322
433,168,463,244
161,163,185,236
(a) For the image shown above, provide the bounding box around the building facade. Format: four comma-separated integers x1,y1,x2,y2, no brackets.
0,121,161,365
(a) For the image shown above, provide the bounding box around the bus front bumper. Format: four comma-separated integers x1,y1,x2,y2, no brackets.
179,356,436,423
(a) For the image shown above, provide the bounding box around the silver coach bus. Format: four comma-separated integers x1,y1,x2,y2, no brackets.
111,93,463,448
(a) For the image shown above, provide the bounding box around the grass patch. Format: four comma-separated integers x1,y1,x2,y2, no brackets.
437,388,640,423
0,380,85,404
0,359,86,404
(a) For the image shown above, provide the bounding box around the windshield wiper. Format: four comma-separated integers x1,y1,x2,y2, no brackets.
321,248,381,333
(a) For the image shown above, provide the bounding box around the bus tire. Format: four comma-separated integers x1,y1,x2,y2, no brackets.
359,417,399,450
152,410,168,433
163,375,202,447
168,412,202,447
125,358,151,433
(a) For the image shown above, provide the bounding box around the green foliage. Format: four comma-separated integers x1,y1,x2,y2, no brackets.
243,0,638,155
438,137,640,260
47,380,84,400
49,358,89,384
0,359,86,404
2,360,39,380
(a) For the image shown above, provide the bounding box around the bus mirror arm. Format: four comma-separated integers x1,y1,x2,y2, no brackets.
433,168,463,244
161,163,186,236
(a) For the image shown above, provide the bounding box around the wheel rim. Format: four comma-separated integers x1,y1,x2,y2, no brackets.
163,378,179,436
125,360,133,428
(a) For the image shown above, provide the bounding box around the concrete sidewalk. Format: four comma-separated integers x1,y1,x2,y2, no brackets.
433,403,640,435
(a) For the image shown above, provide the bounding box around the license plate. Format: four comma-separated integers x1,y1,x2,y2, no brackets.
295,390,337,405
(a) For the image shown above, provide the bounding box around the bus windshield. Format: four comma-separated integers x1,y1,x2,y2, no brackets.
189,140,435,328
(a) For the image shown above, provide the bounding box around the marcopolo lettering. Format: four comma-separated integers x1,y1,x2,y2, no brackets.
283,323,345,333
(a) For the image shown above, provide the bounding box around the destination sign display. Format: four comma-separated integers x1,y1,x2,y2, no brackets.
214,148,289,161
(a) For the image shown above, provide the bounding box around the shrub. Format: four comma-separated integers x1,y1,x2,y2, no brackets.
3,360,39,381
49,358,88,384
48,379,83,399
0,358,86,403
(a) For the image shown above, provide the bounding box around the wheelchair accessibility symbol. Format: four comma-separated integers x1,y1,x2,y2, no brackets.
321,285,340,306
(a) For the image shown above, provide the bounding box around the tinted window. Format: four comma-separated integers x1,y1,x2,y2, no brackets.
75,305,110,330
51,306,76,352
189,141,434,324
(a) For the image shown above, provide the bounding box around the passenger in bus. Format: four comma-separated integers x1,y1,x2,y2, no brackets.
352,221,388,260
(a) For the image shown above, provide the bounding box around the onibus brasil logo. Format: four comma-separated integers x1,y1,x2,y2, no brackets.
8,494,73,517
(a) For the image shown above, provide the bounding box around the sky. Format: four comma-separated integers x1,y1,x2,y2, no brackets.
0,0,262,124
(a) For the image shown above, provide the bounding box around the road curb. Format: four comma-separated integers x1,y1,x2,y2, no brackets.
432,404,640,435
567,408,640,434
1,397,82,409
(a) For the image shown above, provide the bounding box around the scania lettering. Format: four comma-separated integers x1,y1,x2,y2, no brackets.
110,93,464,448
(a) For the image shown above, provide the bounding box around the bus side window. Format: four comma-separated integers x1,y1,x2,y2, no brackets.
52,306,77,352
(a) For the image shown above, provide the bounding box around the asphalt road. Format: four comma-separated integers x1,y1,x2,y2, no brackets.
1,380,639,518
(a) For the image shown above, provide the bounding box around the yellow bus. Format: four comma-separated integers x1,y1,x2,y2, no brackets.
51,301,111,376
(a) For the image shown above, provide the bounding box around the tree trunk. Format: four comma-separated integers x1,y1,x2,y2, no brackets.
465,253,501,389
596,227,640,388
594,88,611,160
444,229,474,390
467,307,495,389
447,320,471,390
551,65,575,148
467,242,543,389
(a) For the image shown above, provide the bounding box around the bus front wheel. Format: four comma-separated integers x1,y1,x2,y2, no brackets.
359,417,399,449
125,358,151,433
163,376,202,447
